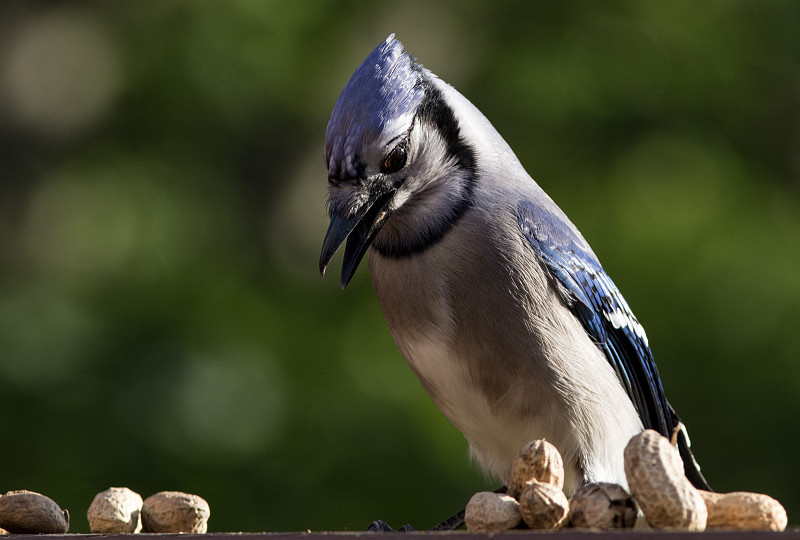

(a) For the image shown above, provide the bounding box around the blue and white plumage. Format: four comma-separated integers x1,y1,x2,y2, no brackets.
320,35,709,501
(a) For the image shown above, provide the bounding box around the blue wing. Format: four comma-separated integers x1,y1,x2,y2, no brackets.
516,200,710,490
516,200,671,434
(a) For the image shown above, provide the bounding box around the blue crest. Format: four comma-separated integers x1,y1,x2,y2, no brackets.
325,35,426,182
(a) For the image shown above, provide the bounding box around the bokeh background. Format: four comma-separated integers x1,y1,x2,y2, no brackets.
1,0,799,532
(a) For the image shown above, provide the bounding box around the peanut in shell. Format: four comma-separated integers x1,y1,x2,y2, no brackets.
142,491,210,533
568,482,637,529
517,479,569,530
0,490,69,534
699,490,787,531
507,439,564,498
624,430,707,531
464,491,521,532
87,487,143,533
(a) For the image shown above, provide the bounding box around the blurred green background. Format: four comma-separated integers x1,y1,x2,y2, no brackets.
1,0,799,532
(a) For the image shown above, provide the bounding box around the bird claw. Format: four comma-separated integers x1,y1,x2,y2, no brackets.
428,509,465,531
367,520,415,532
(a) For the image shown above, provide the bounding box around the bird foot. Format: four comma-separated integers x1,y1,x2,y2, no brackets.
367,520,415,532
428,510,465,531
367,487,506,532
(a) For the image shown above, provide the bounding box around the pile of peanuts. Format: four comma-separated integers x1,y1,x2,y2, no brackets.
465,430,788,532
0,488,209,534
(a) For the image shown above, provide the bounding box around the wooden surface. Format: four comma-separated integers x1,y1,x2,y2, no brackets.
8,532,800,539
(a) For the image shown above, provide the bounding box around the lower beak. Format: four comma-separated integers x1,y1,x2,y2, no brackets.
319,189,395,289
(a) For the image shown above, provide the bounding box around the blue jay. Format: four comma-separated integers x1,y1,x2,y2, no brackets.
320,35,710,522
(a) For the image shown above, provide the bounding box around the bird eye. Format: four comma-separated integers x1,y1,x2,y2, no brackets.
381,146,407,174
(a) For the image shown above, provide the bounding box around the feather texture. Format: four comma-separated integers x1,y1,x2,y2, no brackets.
322,35,710,497
516,200,709,489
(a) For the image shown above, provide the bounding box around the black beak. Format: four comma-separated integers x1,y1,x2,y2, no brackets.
319,189,396,289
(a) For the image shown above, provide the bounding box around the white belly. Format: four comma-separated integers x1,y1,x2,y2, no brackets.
368,235,643,495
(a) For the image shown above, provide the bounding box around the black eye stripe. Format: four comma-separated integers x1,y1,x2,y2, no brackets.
414,83,476,175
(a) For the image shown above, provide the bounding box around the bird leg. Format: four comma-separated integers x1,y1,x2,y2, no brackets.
427,509,465,531
366,486,507,532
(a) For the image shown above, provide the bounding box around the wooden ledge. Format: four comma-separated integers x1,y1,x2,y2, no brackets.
4,531,800,540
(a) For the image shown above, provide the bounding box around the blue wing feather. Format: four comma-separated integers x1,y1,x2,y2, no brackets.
516,200,711,490
516,200,670,436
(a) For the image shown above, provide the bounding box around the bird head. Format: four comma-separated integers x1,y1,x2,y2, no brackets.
319,35,478,288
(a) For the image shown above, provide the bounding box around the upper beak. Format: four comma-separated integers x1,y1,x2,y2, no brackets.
319,188,396,289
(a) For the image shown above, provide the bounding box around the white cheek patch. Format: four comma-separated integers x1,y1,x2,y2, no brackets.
400,128,461,198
